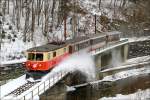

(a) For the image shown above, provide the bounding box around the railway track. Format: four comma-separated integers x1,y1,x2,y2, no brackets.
8,81,38,96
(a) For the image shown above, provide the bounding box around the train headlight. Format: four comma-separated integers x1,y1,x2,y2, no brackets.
33,64,37,68
39,64,42,67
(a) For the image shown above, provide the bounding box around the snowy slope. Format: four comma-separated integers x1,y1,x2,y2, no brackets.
0,0,131,63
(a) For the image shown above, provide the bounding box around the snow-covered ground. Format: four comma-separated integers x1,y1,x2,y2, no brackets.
100,89,150,100
126,55,150,64
0,75,27,98
1,58,26,65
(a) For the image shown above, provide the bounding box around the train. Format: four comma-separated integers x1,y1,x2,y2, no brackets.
25,31,120,79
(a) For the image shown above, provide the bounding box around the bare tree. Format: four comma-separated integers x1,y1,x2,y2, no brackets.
2,0,6,15
120,0,126,8
36,0,43,26
43,0,49,36
113,0,117,17
0,15,2,51
15,0,21,30
31,0,35,41
7,0,10,14
23,0,30,42
99,0,101,10
50,0,56,32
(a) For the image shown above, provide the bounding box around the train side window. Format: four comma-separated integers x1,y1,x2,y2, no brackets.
48,53,51,59
75,45,78,51
53,51,56,57
64,48,66,53
69,46,73,53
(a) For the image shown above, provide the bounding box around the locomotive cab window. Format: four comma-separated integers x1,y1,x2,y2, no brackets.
28,53,43,61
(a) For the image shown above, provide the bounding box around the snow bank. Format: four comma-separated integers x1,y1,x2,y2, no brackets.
101,55,150,73
0,75,27,98
102,66,150,81
100,89,150,100
1,58,26,65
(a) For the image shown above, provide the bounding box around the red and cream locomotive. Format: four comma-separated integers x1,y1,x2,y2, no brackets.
25,31,120,79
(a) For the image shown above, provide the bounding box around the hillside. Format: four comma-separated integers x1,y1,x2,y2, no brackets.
0,0,150,62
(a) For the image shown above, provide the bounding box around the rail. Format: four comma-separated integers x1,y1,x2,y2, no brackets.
15,70,69,100
92,38,128,55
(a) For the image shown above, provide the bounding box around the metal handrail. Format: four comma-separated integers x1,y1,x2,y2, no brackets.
18,70,68,100
94,39,128,54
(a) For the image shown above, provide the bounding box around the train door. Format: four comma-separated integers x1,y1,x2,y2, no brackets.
69,45,73,53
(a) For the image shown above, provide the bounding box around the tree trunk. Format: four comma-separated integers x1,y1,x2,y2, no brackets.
16,0,20,30
51,0,56,32
24,1,30,42
7,0,9,14
31,0,35,41
99,0,101,10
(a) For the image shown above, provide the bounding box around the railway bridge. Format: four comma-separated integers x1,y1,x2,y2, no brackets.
0,38,128,100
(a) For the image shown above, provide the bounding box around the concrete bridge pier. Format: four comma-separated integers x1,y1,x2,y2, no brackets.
94,44,128,79
121,44,128,62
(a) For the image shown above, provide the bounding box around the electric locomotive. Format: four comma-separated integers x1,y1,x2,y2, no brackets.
25,31,120,79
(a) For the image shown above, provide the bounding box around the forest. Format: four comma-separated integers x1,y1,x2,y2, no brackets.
0,0,150,61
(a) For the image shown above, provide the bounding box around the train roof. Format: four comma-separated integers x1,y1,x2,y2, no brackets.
27,32,116,52
27,43,67,52
27,36,89,52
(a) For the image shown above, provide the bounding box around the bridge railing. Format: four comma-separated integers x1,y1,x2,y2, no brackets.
17,70,69,100
93,38,128,54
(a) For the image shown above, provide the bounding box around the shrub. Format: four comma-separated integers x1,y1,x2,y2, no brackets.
12,38,15,42
9,25,12,30
1,33,6,39
7,34,12,39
